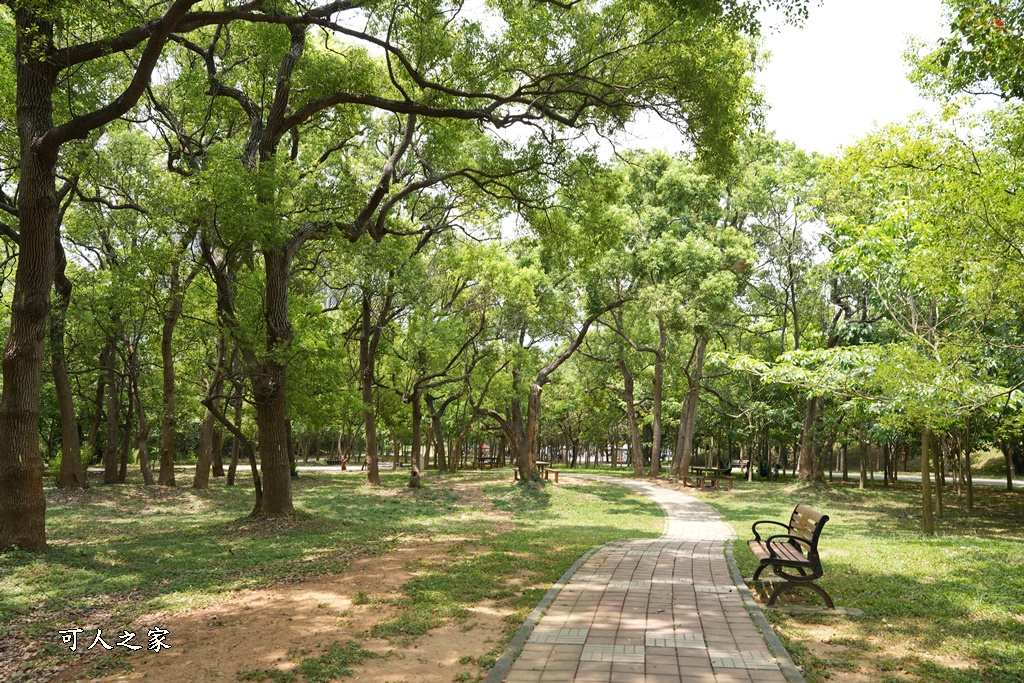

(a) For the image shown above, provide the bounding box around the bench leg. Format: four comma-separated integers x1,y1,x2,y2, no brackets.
767,580,835,609
513,469,520,481
551,471,558,483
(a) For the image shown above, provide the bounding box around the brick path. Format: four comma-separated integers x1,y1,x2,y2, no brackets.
500,477,800,683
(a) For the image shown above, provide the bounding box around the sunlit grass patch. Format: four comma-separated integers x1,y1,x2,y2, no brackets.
686,479,1024,682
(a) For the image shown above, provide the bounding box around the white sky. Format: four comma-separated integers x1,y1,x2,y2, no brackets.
757,0,949,154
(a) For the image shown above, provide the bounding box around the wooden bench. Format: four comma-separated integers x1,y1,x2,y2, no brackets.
748,504,834,608
512,467,559,483
325,458,341,466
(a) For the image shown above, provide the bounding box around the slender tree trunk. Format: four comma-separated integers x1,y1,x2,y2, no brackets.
84,351,109,463
934,434,944,518
426,395,447,472
195,340,225,490
921,427,934,535
619,360,645,478
671,336,707,477
227,391,243,486
52,241,86,489
128,342,155,486
118,386,133,483
1000,440,1014,492
841,443,849,483
964,420,973,513
102,357,121,484
649,321,666,478
411,389,423,473
360,294,380,486
158,292,183,486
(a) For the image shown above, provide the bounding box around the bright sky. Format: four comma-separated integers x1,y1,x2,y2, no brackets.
757,0,950,154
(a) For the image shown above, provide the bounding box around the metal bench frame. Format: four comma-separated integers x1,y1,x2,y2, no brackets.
748,504,834,608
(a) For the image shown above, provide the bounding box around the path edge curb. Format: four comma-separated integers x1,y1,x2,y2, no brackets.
483,542,610,683
724,538,807,683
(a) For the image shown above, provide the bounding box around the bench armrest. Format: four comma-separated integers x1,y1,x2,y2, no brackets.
764,533,811,558
751,519,789,541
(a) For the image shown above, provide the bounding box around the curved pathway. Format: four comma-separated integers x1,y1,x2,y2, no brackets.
497,476,803,683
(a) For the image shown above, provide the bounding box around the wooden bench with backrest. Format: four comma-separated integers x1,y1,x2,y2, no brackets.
748,504,834,608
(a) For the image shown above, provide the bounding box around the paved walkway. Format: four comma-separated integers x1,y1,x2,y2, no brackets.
500,477,800,683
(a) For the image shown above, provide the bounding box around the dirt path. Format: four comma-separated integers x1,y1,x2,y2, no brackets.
56,481,515,683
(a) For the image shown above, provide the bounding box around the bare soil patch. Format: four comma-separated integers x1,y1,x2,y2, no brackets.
53,477,519,683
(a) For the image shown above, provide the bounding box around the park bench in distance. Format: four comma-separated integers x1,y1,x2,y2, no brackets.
748,504,834,609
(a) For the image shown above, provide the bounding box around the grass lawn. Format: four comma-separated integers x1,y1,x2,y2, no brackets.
685,477,1024,683
0,470,663,682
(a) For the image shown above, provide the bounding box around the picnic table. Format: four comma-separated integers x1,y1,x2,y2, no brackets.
686,465,735,490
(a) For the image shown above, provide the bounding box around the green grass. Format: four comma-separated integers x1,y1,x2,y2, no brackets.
0,470,662,681
686,479,1024,683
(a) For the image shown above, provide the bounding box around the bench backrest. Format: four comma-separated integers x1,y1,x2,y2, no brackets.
787,504,828,555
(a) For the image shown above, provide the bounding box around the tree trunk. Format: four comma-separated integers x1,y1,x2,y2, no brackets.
649,320,666,478
798,396,818,483
128,342,155,486
671,335,707,477
158,292,183,486
102,356,121,484
284,418,295,477
619,360,645,478
212,428,225,477
934,435,944,518
84,351,109,464
0,11,61,550
411,389,423,473
1000,440,1014,492
921,427,934,535
227,391,243,486
360,293,380,486
118,385,133,483
964,420,973,513
52,241,87,489
426,395,447,472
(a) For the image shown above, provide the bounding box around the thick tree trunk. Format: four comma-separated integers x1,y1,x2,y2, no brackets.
252,363,293,513
158,294,182,486
671,336,707,477
523,383,543,478
0,13,59,549
52,242,86,489
246,247,296,514
619,361,645,478
212,428,225,477
194,410,217,490
798,396,818,483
